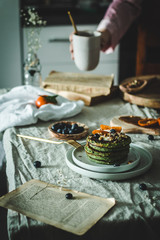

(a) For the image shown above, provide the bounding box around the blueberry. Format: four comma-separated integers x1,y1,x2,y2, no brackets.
148,135,154,140
64,125,69,131
72,128,79,134
51,124,59,131
63,126,67,131
67,123,72,129
51,125,55,130
139,183,147,190
62,129,69,134
69,129,74,134
71,123,78,130
57,128,62,133
33,161,41,168
59,123,64,128
94,133,100,139
77,126,84,133
110,129,116,134
65,193,73,199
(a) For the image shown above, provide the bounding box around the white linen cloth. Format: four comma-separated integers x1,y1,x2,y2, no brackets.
0,85,84,132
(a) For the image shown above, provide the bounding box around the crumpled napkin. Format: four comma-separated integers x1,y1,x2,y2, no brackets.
0,85,84,132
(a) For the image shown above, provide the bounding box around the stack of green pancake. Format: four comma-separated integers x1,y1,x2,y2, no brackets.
84,131,131,165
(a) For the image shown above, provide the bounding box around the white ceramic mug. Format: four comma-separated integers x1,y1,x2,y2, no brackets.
73,30,101,71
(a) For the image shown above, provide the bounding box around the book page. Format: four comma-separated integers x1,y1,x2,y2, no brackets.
0,179,115,235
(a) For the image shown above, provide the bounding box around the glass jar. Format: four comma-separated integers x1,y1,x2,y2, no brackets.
24,52,42,87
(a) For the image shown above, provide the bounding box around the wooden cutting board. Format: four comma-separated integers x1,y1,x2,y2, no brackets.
119,75,160,109
110,116,160,135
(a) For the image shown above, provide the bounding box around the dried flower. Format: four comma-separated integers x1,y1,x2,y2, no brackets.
21,8,47,53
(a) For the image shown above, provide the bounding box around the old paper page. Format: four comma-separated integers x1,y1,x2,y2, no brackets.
0,179,115,235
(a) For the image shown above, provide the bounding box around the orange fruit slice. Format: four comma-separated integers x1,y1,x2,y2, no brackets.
138,118,158,127
92,129,108,135
157,118,160,126
100,125,122,132
92,125,122,135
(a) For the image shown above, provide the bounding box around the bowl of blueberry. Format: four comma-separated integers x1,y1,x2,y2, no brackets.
48,121,89,140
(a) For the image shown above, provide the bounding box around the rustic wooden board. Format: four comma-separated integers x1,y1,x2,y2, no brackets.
43,71,113,96
43,71,116,106
119,75,160,109
44,86,118,106
110,116,160,135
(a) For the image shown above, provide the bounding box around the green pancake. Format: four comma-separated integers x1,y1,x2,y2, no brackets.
88,142,130,152
85,144,129,157
84,131,131,165
86,153,129,165
85,145,129,164
86,134,131,149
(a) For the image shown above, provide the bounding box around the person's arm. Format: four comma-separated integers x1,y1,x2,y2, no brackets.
97,0,143,53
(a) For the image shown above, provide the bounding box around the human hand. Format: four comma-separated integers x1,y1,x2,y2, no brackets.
98,29,111,52
69,32,74,60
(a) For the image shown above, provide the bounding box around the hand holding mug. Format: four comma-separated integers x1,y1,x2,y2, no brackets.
69,29,111,66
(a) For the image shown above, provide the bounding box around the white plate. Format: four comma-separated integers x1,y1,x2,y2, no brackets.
65,144,152,180
72,143,140,173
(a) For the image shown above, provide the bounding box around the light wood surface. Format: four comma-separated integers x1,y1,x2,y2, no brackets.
44,87,117,106
110,116,160,135
119,75,160,109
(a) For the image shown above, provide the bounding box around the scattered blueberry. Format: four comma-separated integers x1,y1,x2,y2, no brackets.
139,183,147,190
33,161,41,168
148,135,154,140
110,129,116,134
65,193,73,199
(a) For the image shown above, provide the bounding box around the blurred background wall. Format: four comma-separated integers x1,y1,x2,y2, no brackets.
0,0,23,88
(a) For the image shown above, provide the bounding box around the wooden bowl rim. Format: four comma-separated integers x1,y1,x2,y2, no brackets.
48,120,89,140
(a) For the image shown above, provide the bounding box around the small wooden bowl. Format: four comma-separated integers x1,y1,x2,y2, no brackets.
119,79,148,93
119,77,154,94
48,121,89,140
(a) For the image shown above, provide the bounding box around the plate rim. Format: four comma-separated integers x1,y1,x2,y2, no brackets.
65,143,152,180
